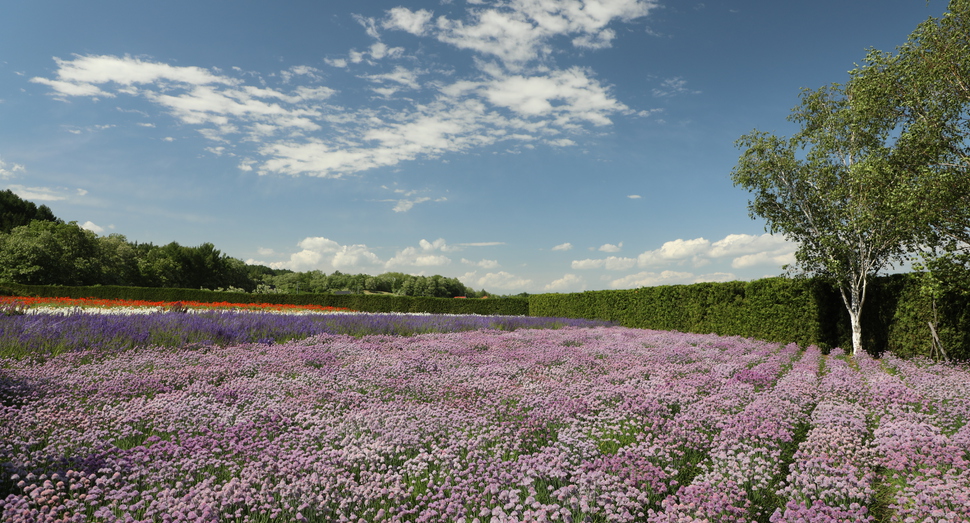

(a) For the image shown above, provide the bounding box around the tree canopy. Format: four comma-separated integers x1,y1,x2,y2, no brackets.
0,190,491,296
0,189,61,234
733,0,970,355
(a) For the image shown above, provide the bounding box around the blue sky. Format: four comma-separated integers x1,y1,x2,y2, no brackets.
0,0,949,293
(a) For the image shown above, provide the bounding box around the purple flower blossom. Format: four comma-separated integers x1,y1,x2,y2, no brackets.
1,322,968,522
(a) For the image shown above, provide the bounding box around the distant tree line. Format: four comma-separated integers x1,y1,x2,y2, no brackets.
255,269,488,298
0,190,490,297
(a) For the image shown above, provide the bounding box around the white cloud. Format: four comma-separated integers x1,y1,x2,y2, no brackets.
651,76,701,97
637,237,711,267
634,234,798,270
708,233,795,259
401,0,657,69
0,157,26,179
383,7,434,36
4,184,74,201
598,242,623,253
609,271,737,289
608,270,695,288
384,238,462,269
465,270,533,292
552,242,573,251
572,233,797,280
248,236,383,273
80,221,104,234
545,273,586,292
462,258,500,269
627,194,641,199
31,2,654,179
571,256,636,271
479,67,624,125
732,251,797,269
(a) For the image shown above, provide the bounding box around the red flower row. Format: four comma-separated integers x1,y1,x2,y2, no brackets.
0,295,354,313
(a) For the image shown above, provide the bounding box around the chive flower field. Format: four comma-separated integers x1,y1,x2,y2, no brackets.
1,308,969,522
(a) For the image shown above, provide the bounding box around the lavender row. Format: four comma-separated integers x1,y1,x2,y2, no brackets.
0,310,612,360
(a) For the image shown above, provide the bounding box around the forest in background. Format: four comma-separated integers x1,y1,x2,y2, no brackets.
0,190,491,298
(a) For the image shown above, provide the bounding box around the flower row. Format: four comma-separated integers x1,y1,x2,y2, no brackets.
0,295,354,314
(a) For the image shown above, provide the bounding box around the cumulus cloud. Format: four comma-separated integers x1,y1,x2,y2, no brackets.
383,7,434,36
248,236,382,273
80,221,104,234
608,270,694,288
608,270,735,289
552,242,573,251
637,237,712,267
247,236,508,275
391,0,658,68
571,256,636,271
577,233,798,276
598,242,623,253
384,238,462,269
545,273,586,292
627,194,641,199
464,270,533,292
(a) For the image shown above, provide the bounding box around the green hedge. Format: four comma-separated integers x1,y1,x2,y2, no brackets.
7,275,970,360
529,278,833,349
0,283,529,316
530,274,970,360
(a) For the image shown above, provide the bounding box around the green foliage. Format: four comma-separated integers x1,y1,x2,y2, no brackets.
0,221,102,285
530,278,831,349
0,189,62,234
255,270,485,298
530,275,970,360
731,80,947,355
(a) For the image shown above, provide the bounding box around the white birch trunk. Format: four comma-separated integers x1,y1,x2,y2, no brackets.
849,307,863,356
840,277,865,356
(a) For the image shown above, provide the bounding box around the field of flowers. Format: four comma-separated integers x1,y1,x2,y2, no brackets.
2,308,970,522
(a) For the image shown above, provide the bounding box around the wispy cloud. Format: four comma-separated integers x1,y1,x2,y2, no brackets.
31,2,656,180
4,184,76,202
0,157,26,179
651,76,701,97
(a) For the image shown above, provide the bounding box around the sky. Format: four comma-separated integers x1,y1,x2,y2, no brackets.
0,0,951,294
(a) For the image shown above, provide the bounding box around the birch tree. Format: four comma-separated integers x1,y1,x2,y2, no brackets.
732,83,947,355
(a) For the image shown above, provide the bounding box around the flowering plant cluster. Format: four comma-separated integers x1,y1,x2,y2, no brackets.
0,300,28,317
1,321,968,522
0,295,354,314
0,310,611,360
